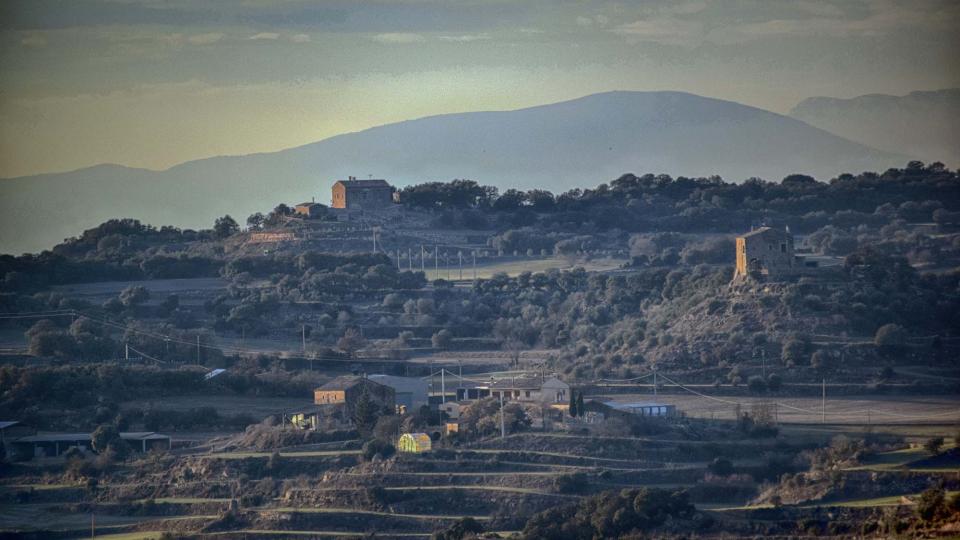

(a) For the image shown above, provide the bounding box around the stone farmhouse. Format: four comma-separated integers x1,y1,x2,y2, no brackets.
734,226,798,280
313,375,395,417
331,177,394,210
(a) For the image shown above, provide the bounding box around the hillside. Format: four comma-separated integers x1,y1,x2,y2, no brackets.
790,89,960,168
0,91,905,255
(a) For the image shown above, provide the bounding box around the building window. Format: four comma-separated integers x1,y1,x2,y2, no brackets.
780,243,786,253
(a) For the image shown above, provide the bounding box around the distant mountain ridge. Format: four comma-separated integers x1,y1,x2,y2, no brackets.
0,90,906,255
790,88,959,168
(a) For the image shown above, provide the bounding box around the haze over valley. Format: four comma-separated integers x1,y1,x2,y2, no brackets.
1,2,958,539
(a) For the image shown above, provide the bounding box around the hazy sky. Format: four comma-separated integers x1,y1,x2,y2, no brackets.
1,0,957,178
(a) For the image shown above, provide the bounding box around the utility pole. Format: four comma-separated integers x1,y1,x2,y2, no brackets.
499,392,506,439
372,228,376,253
301,324,306,353
821,378,826,424
434,245,438,280
196,335,201,365
397,250,401,271
441,368,446,404
408,247,412,271
124,343,129,362
653,370,657,396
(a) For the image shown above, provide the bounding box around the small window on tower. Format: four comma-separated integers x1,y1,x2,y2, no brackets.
781,243,786,253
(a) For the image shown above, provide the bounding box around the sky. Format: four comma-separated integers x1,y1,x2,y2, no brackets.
0,0,958,178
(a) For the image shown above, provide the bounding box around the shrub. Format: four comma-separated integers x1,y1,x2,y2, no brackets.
924,436,944,455
707,457,734,477
553,472,589,494
747,376,767,394
431,517,485,540
362,439,395,461
781,338,809,366
431,329,453,349
874,323,907,352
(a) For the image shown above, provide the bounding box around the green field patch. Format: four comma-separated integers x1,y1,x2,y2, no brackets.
206,531,430,538
204,449,360,459
805,490,958,508
0,483,76,491
846,444,959,472
151,497,232,504
259,506,492,521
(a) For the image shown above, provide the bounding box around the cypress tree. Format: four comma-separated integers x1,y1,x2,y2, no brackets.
576,392,585,418
352,389,379,438
568,389,577,417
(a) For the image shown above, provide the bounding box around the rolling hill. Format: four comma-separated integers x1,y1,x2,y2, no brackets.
790,89,959,168
0,91,906,255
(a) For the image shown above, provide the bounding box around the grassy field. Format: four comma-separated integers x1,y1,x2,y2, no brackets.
598,393,960,425
121,395,310,419
91,533,166,540
0,503,161,531
52,277,227,303
421,256,627,281
260,506,492,520
845,443,958,472
205,449,360,459
805,490,959,508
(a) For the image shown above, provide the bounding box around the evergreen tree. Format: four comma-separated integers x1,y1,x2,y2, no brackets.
352,388,380,438
576,392,585,418
568,389,577,417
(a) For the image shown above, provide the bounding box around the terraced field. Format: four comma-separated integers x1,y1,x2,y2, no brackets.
0,429,779,538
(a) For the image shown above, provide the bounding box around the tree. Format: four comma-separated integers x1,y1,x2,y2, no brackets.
119,285,150,307
916,485,947,522
158,294,180,316
747,376,767,394
766,373,782,392
707,457,734,477
874,323,907,355
361,438,395,461
810,349,833,372
568,390,578,417
352,389,381,438
431,329,452,350
924,436,944,455
91,424,128,458
576,392,584,418
431,517,485,540
781,338,809,366
214,215,240,238
246,213,265,230
553,472,589,494
337,328,366,358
